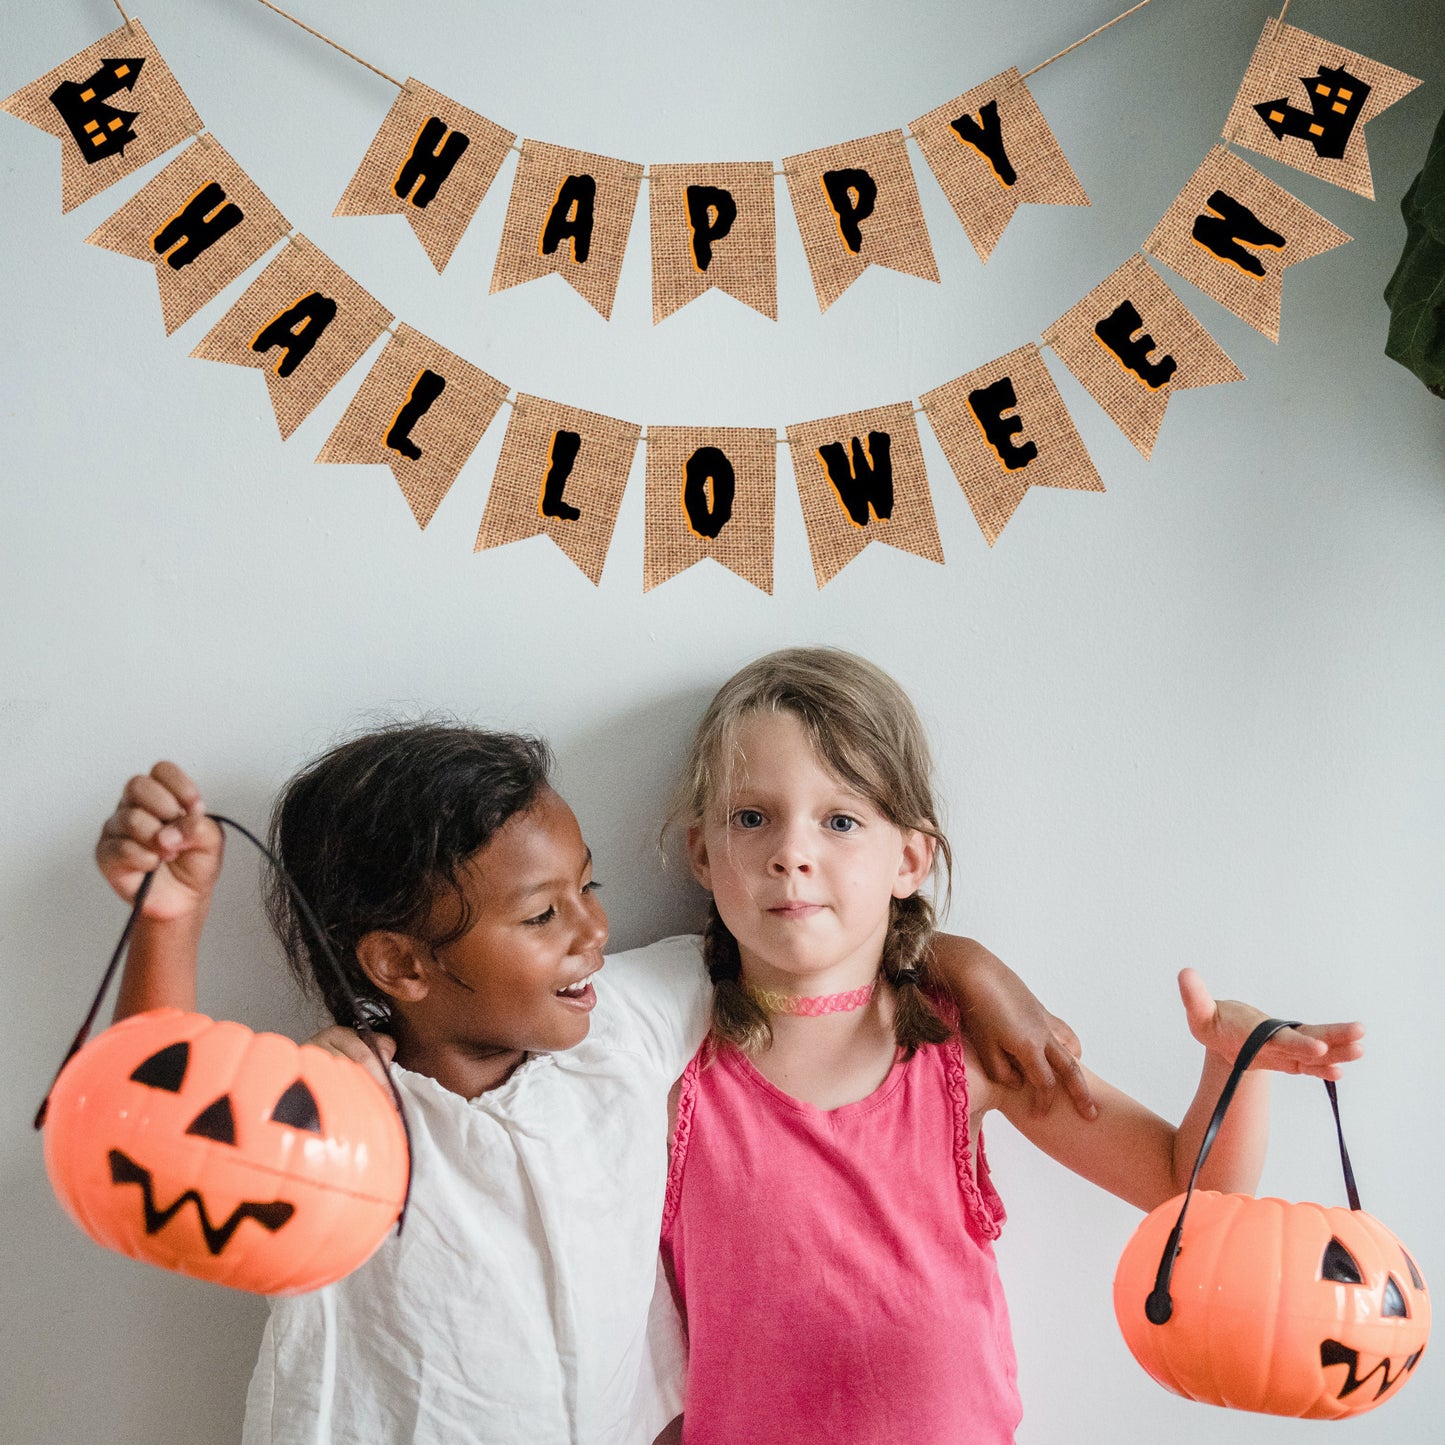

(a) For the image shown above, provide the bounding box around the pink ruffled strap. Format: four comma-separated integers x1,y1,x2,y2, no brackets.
661,1045,705,1235
942,1037,1006,1242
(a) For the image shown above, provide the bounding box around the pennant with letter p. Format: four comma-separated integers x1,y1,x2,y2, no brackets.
1,21,202,213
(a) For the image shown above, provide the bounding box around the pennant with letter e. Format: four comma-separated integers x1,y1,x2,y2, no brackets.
785,404,943,587
1,21,202,213
922,344,1103,546
334,78,515,272
476,396,640,584
911,67,1088,263
784,132,939,313
644,426,776,593
1042,254,1243,458
1143,146,1349,342
1222,21,1420,199
317,323,507,529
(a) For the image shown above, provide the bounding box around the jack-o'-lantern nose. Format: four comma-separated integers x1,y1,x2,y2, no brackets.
186,1094,237,1145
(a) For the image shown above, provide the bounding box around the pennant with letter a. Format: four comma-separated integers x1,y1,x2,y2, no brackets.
911,68,1088,263
1222,21,1420,199
334,78,515,272
85,136,289,335
644,426,776,593
476,396,640,584
190,236,393,440
922,344,1103,546
783,132,939,313
785,404,943,587
1143,146,1349,342
1042,254,1243,458
1,21,202,213
490,141,643,319
317,323,507,529
649,163,777,323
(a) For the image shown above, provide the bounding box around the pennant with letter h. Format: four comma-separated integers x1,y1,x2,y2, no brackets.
2,21,202,213
1222,20,1420,199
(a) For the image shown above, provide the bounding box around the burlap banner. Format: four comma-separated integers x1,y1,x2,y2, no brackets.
1223,21,1420,201
783,132,939,313
85,135,289,335
649,162,778,323
922,344,1103,545
476,396,641,584
785,404,943,587
317,322,507,529
334,78,515,273
190,236,392,439
1143,146,1349,343
1,21,202,214
643,426,776,593
490,141,643,319
911,68,1088,263
1042,254,1243,458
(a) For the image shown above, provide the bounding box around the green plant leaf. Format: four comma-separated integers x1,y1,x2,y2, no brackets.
1385,106,1445,398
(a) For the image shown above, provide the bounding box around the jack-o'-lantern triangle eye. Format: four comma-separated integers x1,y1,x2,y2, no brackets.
1321,1237,1364,1284
1384,1276,1409,1318
269,1080,321,1134
129,1041,189,1092
1404,1250,1425,1292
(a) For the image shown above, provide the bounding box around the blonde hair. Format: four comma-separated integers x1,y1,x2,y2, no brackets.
670,647,953,1057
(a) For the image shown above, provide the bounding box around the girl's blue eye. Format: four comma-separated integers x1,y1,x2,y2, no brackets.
732,809,765,829
828,815,859,833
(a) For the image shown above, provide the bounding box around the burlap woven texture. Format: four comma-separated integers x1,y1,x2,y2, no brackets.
649,163,777,323
1042,254,1243,459
490,141,642,319
785,403,943,588
476,396,640,585
85,135,289,335
922,343,1103,546
334,78,515,273
191,236,392,439
911,68,1088,263
2,21,202,213
1222,21,1420,200
317,323,507,529
643,426,776,593
1143,146,1350,342
783,132,939,313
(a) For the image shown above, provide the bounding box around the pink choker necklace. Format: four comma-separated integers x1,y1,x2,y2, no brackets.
745,975,879,1017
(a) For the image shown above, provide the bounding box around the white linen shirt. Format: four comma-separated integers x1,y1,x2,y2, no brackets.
242,935,709,1445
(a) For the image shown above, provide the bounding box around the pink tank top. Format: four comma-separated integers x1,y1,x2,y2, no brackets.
661,1035,1021,1444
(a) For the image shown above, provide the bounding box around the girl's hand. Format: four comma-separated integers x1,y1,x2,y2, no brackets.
1177,968,1365,1080
306,1025,397,1092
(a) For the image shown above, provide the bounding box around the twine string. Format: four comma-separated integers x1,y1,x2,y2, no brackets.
1021,0,1162,81
251,0,405,89
112,0,134,31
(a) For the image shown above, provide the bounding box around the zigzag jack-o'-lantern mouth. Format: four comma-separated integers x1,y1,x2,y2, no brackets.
1319,1339,1427,1402
108,1148,296,1256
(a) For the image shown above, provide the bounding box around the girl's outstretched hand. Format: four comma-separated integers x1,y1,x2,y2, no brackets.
1177,967,1365,1080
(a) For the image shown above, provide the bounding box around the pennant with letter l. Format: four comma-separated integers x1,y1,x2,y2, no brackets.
785,404,943,587
317,323,507,529
190,236,393,439
1042,254,1243,458
1143,146,1349,342
911,68,1088,263
1,21,202,213
644,426,776,593
476,396,640,584
1222,20,1420,199
490,141,643,319
922,344,1103,546
334,78,515,272
783,132,939,313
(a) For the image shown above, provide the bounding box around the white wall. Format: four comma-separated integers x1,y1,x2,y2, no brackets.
3,2,1441,1440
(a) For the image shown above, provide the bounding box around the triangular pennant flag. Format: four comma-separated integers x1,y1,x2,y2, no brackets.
910,68,1088,262
784,404,943,587
783,132,939,313
1143,146,1350,342
334,78,515,272
1,21,202,213
317,323,507,528
490,141,643,319
649,162,777,323
84,135,290,334
1042,254,1244,458
476,396,640,584
1222,20,1420,200
921,343,1103,545
643,426,776,593
190,236,392,439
